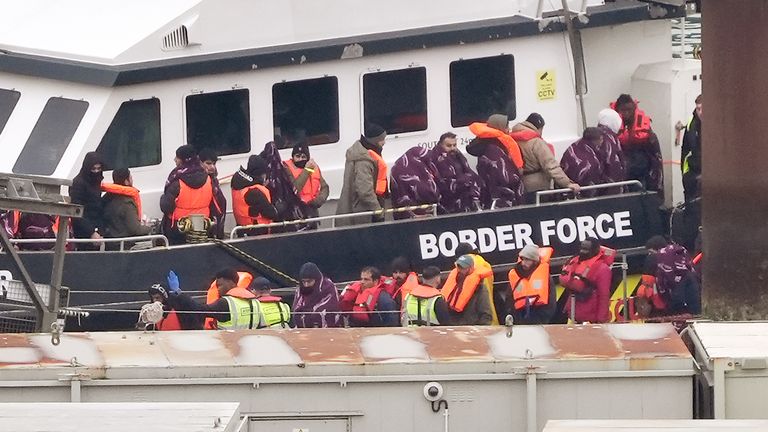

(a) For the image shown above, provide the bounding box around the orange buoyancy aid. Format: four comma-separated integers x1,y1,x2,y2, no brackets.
284,160,322,204
204,272,254,330
366,150,388,196
610,102,652,145
101,183,143,218
468,122,524,169
231,184,273,226
441,260,493,312
562,246,616,295
508,247,554,310
156,310,182,331
341,281,384,324
393,272,419,303
172,177,213,222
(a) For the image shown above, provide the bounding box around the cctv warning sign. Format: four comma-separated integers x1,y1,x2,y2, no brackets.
537,69,556,101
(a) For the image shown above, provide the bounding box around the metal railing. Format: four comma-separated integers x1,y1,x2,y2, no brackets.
8,234,169,251
230,204,438,238
534,180,645,206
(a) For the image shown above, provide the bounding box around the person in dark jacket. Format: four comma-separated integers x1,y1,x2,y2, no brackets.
147,281,203,330
560,123,626,198
230,154,278,236
293,262,342,328
466,114,525,208
336,124,388,226
198,148,227,239
102,168,150,241
426,132,483,214
612,94,663,194
70,151,105,249
681,95,702,202
160,145,220,245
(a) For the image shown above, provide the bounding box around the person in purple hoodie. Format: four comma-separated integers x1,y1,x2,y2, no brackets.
389,146,440,219
293,262,342,328
426,132,483,214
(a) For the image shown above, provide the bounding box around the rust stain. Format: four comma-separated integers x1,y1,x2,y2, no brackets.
413,326,494,361
544,325,624,359
281,328,364,364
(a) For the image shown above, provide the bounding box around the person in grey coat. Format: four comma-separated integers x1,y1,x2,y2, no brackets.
336,124,388,226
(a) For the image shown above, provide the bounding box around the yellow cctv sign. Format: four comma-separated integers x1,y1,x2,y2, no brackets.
537,69,556,101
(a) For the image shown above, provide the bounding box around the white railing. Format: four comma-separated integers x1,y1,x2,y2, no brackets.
230,204,438,238
8,234,169,251
534,180,645,206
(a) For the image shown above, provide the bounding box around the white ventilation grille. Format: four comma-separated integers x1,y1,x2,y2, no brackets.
162,25,189,51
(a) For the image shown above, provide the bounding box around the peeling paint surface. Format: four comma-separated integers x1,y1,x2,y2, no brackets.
0,324,691,380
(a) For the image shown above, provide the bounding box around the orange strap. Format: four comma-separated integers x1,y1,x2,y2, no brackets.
367,150,388,196
102,183,142,217
468,122,524,169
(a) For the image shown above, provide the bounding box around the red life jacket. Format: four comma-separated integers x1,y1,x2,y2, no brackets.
156,310,182,331
283,160,322,204
172,177,213,222
341,280,387,324
610,102,652,146
468,122,524,169
231,184,272,226
509,128,555,156
367,150,388,197
561,246,615,297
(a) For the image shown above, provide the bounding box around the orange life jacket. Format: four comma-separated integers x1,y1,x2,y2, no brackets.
172,177,213,222
204,272,254,330
392,272,419,303
610,102,652,145
441,261,493,313
156,310,182,331
232,184,273,226
508,247,554,310
101,183,142,218
367,150,388,196
562,246,616,296
468,122,524,169
283,160,322,204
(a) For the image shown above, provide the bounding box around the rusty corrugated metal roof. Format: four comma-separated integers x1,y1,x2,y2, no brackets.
0,324,691,380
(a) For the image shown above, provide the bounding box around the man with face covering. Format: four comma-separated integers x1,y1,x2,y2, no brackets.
282,143,329,220
293,262,342,328
426,132,483,214
559,238,614,323
506,244,556,325
70,151,105,248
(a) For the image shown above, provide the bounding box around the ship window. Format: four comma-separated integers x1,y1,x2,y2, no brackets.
186,89,250,156
13,97,89,175
96,98,161,170
273,77,339,148
0,89,20,137
363,67,427,134
450,55,516,127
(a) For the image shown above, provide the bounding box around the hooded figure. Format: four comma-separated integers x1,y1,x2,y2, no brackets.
426,132,482,214
230,154,278,236
560,122,627,198
336,124,388,226
466,114,525,208
260,140,308,231
160,145,221,245
389,146,440,220
293,262,342,328
70,151,105,241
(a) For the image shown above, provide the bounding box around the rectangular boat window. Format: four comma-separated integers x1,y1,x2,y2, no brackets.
273,77,339,148
450,55,515,127
363,67,427,134
0,89,21,137
13,97,89,175
96,98,161,169
186,89,250,156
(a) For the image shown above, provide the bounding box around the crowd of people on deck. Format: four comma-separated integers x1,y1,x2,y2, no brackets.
0,93,702,249
140,234,702,331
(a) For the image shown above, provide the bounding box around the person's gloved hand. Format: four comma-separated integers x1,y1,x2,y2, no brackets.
167,270,181,294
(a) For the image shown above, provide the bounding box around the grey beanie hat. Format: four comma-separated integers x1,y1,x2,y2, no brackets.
519,244,541,262
487,114,509,131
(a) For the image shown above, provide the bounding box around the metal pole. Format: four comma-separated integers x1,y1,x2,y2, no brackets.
47,216,68,328
0,223,47,326
569,295,576,323
525,371,538,432
622,254,629,321
561,0,588,131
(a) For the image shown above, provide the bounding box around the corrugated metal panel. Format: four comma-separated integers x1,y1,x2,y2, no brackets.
0,324,691,380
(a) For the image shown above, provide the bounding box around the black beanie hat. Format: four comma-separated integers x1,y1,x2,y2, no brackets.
364,123,387,142
246,155,267,177
526,113,546,130
175,145,197,161
292,144,310,158
112,167,131,184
